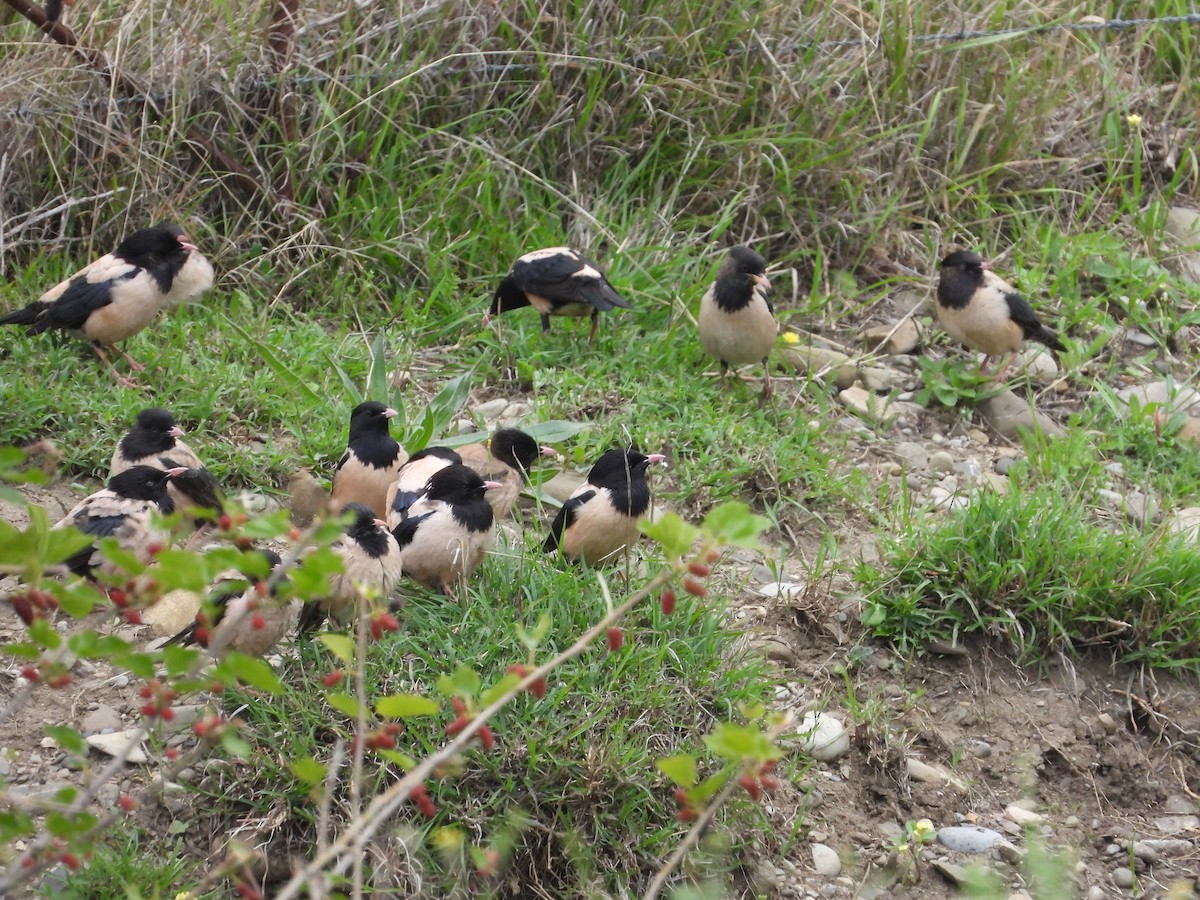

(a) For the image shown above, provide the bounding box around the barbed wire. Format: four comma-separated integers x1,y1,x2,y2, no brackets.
2,10,1199,124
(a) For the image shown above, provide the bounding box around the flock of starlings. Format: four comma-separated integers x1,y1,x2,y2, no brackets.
0,225,1067,654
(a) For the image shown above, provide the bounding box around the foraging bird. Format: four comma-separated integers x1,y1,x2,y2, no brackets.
110,408,204,475
287,468,331,526
0,224,214,386
330,401,408,519
165,549,294,657
384,446,463,529
484,247,631,342
457,428,555,520
54,465,186,577
297,503,402,635
393,464,499,597
697,246,776,402
543,448,665,565
936,250,1066,381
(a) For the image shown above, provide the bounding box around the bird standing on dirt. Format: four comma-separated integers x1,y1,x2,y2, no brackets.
544,448,665,565
330,401,408,519
0,224,214,387
457,428,554,520
698,246,777,402
393,464,499,598
54,464,187,577
384,446,463,529
165,549,294,656
484,247,632,342
935,250,1066,381
297,503,402,635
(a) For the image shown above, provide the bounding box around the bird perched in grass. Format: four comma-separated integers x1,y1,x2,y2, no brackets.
110,408,203,475
936,250,1066,381
484,247,631,342
698,246,777,402
165,549,293,656
297,503,402,635
55,465,186,577
384,446,463,529
0,224,214,387
457,428,555,520
544,448,665,565
394,464,499,598
330,401,408,519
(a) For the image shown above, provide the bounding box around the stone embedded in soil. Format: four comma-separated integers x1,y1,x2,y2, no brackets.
894,442,929,470
141,589,203,637
811,842,842,876
937,825,1004,853
1004,804,1045,826
472,397,509,421
287,468,330,526
931,861,971,886
1112,867,1135,889
1013,347,1059,384
906,757,961,787
1165,205,1200,282
837,386,921,425
757,582,806,600
539,470,587,503
86,730,148,765
861,318,922,356
1179,417,1200,449
928,450,954,474
798,711,850,762
1166,507,1200,541
1117,381,1200,416
978,389,1065,440
81,705,122,735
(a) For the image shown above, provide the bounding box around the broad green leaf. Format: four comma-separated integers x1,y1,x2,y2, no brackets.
97,538,144,576
0,810,35,841
640,513,701,559
150,549,212,592
221,652,283,694
325,691,363,719
436,665,481,699
318,633,355,667
704,722,779,763
113,651,156,679
515,614,550,651
480,673,522,706
44,725,86,755
702,502,767,549
656,753,698,788
160,644,201,677
56,582,104,618
42,527,94,568
375,694,440,718
290,755,326,785
239,509,292,540
225,316,322,403
441,419,592,449
29,617,61,650
377,749,418,771
0,520,38,565
221,731,253,759
45,809,95,838
366,333,391,411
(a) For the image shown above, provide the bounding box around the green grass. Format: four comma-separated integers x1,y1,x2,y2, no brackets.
44,831,208,900
208,538,779,894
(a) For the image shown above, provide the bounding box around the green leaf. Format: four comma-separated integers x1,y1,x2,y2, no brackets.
703,722,779,764
42,527,95,569
221,652,283,694
0,810,35,842
290,755,327,786
96,538,144,576
656,753,698,788
56,582,104,618
28,617,61,650
45,810,95,838
441,419,591,449
377,749,418,771
160,644,201,677
640,513,701,559
514,615,551,652
375,694,440,718
702,502,767,549
366,332,392,412
480,673,522,706
238,509,293,540
44,725,86,755
224,315,322,403
325,691,363,719
150,549,213,592
220,731,253,759
436,665,481,699
318,633,356,667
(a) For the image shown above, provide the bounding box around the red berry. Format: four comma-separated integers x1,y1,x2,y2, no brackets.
11,594,36,626
119,795,138,812
478,849,500,876
607,627,623,652
251,614,266,630
218,514,233,531
109,589,128,608
369,611,400,640
160,706,175,721
122,609,143,625
288,527,302,541
47,673,72,689
683,577,707,597
235,537,254,550
373,733,396,750
322,670,344,688
139,684,155,699
478,725,495,750
254,581,268,598
505,663,528,678
687,561,711,577
20,665,40,682
146,543,164,557
417,795,436,818
705,549,720,564
450,697,467,715
677,808,697,822
208,680,225,693
21,856,35,869
165,748,180,761
236,883,263,900
59,853,80,871
759,774,781,791
445,715,469,736
529,677,547,699
660,588,677,614
737,774,761,801
140,703,158,718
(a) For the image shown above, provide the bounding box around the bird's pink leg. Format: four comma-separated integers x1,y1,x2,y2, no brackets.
91,343,139,388
111,344,146,372
989,352,1016,383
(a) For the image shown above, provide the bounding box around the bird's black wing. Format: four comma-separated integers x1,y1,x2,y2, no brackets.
392,510,433,549
515,253,631,311
43,272,138,333
334,450,351,472
1004,292,1066,352
542,490,595,552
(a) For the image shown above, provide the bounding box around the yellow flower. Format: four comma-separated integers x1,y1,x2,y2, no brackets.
911,818,935,842
780,332,800,344
1126,114,1143,128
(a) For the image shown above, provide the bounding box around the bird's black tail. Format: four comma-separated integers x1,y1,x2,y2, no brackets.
1035,328,1066,354
0,302,45,327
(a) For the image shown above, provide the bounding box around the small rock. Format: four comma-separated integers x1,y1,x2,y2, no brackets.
1005,804,1045,826
931,861,970,886
972,741,992,758
894,442,929,470
236,492,279,516
938,826,1004,853
540,470,587,504
112,675,130,689
757,582,806,600
798,712,850,762
1179,418,1200,449
1165,206,1200,282
953,459,982,480
498,401,531,425
1166,508,1200,541
861,318,922,356
1163,794,1197,815
994,456,1021,476
811,843,842,876
1123,328,1158,347
978,390,1064,439
472,398,509,420
86,731,148,765
1122,491,1157,529
141,589,203,638
995,842,1024,865
1013,347,1059,384
1098,713,1118,735
1134,839,1192,858
976,472,1010,495
1112,867,1135,889
1087,887,1106,900
928,451,955,474
81,705,122,735
1117,381,1200,416
858,367,903,393
907,757,953,784
1155,815,1200,834
837,386,897,424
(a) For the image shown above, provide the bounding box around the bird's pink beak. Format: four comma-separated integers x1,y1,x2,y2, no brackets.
980,260,993,271
177,234,198,253
164,466,190,477
481,312,493,327
540,446,557,457
169,426,185,438
647,454,668,467
383,407,398,419
483,480,504,490
753,273,772,290
374,517,388,528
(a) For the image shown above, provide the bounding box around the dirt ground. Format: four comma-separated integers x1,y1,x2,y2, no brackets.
3,430,1200,898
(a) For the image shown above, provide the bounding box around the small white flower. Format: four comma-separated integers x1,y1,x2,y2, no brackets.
1126,114,1143,128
